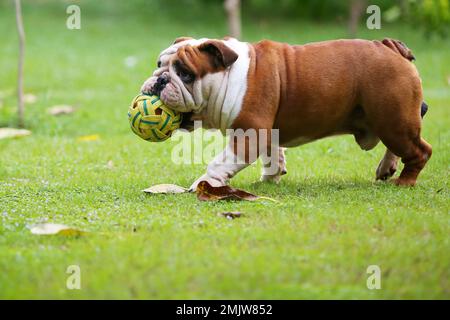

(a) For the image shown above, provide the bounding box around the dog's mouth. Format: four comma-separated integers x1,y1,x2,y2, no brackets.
179,112,195,131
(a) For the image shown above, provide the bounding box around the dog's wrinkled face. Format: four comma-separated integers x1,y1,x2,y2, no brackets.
141,37,239,114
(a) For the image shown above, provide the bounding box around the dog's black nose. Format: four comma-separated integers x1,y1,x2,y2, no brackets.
151,74,169,96
157,75,169,86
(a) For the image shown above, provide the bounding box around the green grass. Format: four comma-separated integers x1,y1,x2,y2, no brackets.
0,1,449,299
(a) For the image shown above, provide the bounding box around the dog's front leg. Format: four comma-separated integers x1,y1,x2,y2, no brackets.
189,129,265,192
189,143,249,191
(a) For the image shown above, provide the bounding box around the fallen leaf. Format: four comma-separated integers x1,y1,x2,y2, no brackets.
106,160,114,169
77,134,100,142
196,181,275,202
24,93,37,104
0,91,8,99
48,105,75,116
29,223,85,236
218,212,242,220
124,56,138,68
0,128,31,140
143,184,187,194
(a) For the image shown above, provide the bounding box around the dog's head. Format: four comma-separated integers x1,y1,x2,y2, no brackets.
141,37,239,117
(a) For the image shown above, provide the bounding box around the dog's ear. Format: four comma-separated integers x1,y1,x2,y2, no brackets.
173,36,193,45
198,40,238,68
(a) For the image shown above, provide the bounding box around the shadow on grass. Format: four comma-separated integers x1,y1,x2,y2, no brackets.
245,177,403,198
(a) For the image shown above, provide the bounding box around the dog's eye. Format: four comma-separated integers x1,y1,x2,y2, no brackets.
157,60,161,68
174,60,195,84
178,69,194,83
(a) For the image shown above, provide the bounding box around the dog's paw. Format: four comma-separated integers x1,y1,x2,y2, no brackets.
392,177,416,187
260,174,282,184
188,174,227,192
376,160,397,181
260,168,286,184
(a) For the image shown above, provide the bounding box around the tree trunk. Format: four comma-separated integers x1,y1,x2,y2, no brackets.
399,0,409,18
348,0,366,38
14,0,25,128
224,0,241,39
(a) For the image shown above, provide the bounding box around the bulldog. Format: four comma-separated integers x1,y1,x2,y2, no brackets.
141,37,432,190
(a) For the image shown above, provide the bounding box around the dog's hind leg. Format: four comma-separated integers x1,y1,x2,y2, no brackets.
376,150,399,180
375,101,429,182
373,101,431,186
260,146,287,183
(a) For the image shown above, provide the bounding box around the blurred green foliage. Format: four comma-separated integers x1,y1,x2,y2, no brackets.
410,0,450,37
241,0,449,37
0,0,448,37
208,0,450,37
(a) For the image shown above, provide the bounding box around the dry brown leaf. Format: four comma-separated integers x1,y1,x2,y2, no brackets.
48,105,75,116
218,212,242,220
196,181,260,201
29,223,85,236
0,128,31,140
143,184,187,194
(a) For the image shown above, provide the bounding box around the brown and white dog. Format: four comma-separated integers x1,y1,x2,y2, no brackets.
141,37,432,190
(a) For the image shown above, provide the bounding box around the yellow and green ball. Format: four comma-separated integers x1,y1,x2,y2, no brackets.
128,94,182,142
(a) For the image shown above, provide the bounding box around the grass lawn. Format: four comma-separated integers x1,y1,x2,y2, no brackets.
0,1,449,299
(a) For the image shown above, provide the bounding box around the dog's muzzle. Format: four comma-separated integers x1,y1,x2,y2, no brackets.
151,73,170,96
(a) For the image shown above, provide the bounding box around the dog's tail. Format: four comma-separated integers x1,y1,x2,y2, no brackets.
382,38,415,61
